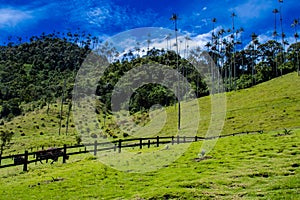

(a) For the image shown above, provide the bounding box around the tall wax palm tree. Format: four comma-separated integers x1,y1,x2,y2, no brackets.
291,18,299,75
217,30,226,90
231,12,237,90
278,0,284,45
135,42,141,57
184,35,191,58
211,18,217,50
216,28,225,92
272,9,279,39
234,27,243,76
210,18,217,94
292,19,299,43
224,27,233,90
205,39,215,92
212,18,217,43
272,8,279,76
170,13,181,130
184,35,191,93
222,39,228,88
238,27,244,76
251,33,259,85
165,33,172,51
205,42,212,51
58,79,66,136
278,0,285,76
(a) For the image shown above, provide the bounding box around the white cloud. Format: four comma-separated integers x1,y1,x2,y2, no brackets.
257,34,272,44
0,8,33,28
104,28,215,60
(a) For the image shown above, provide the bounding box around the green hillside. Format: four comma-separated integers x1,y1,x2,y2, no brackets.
0,72,299,199
1,72,300,155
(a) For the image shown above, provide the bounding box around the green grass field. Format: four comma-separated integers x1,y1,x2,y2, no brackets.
0,129,299,199
0,72,299,199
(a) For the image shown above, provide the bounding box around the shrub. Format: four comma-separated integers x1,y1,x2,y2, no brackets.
75,135,82,144
123,132,129,137
0,130,14,155
283,128,293,135
90,133,97,138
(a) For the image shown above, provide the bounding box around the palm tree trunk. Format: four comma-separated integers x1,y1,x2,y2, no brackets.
170,14,181,130
58,79,66,136
65,102,72,135
273,8,279,77
279,2,284,76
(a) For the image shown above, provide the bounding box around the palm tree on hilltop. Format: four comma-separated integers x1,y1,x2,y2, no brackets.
170,13,181,130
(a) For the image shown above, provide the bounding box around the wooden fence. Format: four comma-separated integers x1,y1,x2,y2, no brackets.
0,130,263,172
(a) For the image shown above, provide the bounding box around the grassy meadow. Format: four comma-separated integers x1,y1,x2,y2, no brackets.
0,72,299,199
0,129,299,199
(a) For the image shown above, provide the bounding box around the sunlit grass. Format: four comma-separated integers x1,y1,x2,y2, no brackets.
0,72,299,199
0,129,299,199
1,72,300,155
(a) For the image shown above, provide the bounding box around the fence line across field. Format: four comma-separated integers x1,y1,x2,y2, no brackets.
0,130,264,172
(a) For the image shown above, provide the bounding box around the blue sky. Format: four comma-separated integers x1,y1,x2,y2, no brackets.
0,0,299,48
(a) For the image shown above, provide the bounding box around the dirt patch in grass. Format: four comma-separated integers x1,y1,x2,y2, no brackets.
193,156,213,162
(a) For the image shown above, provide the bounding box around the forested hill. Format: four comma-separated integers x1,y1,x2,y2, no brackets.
0,34,91,119
0,33,209,120
1,32,300,121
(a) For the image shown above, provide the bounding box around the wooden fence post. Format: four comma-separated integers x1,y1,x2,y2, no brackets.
195,136,198,142
177,135,180,144
118,139,122,153
172,136,174,145
94,140,97,156
183,136,186,143
23,150,28,172
148,140,150,148
139,138,143,149
156,136,159,147
63,144,67,163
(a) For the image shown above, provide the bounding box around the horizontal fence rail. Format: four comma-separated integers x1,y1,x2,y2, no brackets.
0,130,264,172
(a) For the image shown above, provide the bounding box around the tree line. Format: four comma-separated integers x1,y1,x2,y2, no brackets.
0,10,299,121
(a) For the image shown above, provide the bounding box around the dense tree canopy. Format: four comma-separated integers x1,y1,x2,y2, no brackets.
0,33,91,119
0,31,299,120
